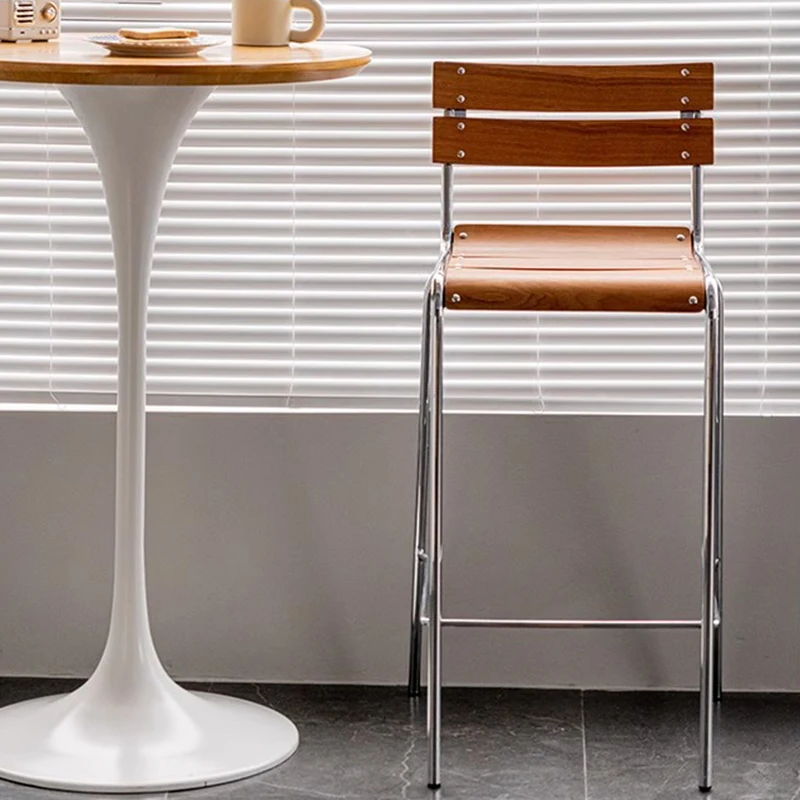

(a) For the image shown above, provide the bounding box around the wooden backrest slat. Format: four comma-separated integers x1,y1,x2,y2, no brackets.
433,62,714,113
432,118,714,168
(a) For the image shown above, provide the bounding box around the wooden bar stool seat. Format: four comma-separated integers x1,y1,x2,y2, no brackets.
444,224,706,313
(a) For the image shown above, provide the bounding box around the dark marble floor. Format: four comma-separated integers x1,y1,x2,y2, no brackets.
0,679,797,799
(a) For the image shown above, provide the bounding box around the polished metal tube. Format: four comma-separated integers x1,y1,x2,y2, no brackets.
425,274,444,791
424,109,453,777
441,109,464,244
408,276,434,697
714,565,723,702
442,162,454,245
696,257,723,704
692,163,704,252
711,273,724,706
440,618,701,630
682,110,704,251
412,105,455,700
699,274,723,792
440,108,459,244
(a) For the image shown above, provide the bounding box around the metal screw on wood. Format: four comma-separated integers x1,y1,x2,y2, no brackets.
682,151,691,160
459,232,468,239
457,150,465,159
457,67,466,75
681,68,691,77
681,122,691,132
457,121,466,130
456,94,466,103
689,296,699,305
681,96,690,105
676,233,686,241
451,294,461,303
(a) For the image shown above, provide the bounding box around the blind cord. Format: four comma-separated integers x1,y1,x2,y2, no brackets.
533,0,545,414
45,84,63,409
759,2,773,416
286,83,298,408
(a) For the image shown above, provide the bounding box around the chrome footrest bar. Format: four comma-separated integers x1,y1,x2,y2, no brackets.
421,617,701,630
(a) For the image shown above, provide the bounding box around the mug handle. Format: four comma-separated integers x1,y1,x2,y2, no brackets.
290,0,326,43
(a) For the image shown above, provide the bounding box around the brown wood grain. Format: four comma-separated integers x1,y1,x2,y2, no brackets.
452,225,696,257
434,62,714,112
444,225,706,313
433,117,714,167
0,35,371,86
445,266,706,313
451,256,698,271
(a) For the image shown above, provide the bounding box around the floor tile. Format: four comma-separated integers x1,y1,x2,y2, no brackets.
583,691,800,800
0,681,795,799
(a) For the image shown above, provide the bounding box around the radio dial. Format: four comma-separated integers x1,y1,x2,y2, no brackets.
40,2,58,22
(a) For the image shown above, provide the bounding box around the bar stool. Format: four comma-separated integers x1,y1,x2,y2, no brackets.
407,62,723,793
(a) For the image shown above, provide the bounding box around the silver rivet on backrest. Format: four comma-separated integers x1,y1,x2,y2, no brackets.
459,232,468,239
681,96,690,105
457,67,466,75
456,94,466,103
457,150,466,159
681,151,691,160
689,296,699,305
681,122,691,132
681,68,691,77
676,233,686,241
451,294,462,304
457,121,466,131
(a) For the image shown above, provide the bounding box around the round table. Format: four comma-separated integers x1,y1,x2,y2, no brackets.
0,34,370,793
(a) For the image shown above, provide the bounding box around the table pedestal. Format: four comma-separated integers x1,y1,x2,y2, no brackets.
0,85,298,793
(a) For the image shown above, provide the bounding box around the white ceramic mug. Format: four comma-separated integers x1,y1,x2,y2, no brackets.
232,0,326,46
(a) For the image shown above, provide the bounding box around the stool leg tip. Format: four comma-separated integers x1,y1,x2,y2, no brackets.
699,784,712,793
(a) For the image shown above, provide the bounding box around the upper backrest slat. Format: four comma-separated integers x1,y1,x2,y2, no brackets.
433,62,715,112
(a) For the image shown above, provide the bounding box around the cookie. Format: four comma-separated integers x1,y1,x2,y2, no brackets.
118,28,199,41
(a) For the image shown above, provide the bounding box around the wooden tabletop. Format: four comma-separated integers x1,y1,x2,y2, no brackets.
0,34,371,86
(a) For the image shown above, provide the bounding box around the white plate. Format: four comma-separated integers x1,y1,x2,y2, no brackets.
87,34,225,58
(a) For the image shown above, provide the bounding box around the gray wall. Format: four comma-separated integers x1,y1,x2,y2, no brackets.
0,412,796,690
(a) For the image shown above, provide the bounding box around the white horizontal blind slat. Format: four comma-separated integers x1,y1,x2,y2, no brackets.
0,0,795,412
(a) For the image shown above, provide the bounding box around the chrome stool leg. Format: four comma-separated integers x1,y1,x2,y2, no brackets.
713,516,723,702
424,275,445,791
409,296,433,697
699,275,723,793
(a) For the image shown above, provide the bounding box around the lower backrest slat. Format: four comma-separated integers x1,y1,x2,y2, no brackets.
432,117,714,168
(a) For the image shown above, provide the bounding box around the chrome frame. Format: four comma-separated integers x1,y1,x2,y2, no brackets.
409,106,724,794
691,104,724,790
408,102,456,700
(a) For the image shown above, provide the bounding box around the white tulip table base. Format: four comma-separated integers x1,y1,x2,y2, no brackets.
0,84,298,793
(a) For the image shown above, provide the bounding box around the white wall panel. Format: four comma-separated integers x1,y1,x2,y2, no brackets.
0,412,797,690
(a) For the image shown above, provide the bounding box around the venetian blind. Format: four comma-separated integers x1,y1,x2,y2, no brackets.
0,0,796,412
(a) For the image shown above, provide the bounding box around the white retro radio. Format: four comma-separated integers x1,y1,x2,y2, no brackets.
0,0,59,42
